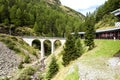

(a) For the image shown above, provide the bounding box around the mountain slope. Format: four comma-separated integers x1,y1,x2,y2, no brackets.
0,0,85,37
0,34,39,78
45,0,85,20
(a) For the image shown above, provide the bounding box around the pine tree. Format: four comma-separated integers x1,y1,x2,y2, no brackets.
15,8,22,26
33,22,39,33
62,33,76,66
46,56,59,80
75,38,83,57
74,29,79,40
10,5,17,24
84,14,95,50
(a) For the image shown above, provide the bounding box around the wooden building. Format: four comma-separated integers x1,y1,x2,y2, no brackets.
77,28,120,39
74,8,120,39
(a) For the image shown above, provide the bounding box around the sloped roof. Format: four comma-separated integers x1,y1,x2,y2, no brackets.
75,27,120,35
111,8,120,16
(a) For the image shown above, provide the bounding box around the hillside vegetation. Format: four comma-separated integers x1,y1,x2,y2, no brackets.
0,34,39,58
0,34,40,77
81,0,120,30
0,0,85,37
52,40,120,80
94,0,120,29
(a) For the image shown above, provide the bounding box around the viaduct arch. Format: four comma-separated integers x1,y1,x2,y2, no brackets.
22,37,66,59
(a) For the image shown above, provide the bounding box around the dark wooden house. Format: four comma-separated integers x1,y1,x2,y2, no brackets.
73,8,120,39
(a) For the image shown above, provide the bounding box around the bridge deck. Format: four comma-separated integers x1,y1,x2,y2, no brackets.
21,36,66,40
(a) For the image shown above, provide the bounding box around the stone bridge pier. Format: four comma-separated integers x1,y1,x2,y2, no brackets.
22,37,66,59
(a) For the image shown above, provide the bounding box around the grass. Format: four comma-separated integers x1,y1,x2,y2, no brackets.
52,39,120,80
0,34,39,56
80,40,120,60
64,65,79,80
78,39,120,68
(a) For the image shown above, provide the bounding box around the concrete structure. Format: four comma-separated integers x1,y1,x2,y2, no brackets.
111,8,120,17
22,37,66,59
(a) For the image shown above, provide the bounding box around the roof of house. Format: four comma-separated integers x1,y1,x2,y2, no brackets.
111,8,120,16
72,27,120,35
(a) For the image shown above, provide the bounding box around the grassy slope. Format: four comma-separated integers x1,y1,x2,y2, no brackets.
45,0,85,20
52,40,120,80
59,5,85,20
0,34,39,62
95,14,118,30
64,65,79,80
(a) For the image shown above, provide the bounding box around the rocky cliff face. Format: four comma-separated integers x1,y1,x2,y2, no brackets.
0,42,21,77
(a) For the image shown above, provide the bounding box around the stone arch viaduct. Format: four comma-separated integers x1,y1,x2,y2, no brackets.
22,37,66,59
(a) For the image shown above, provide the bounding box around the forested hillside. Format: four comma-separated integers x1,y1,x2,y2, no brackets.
0,0,85,37
81,0,120,30
94,0,120,29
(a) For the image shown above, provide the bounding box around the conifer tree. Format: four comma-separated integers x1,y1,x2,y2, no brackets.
75,38,83,57
84,14,95,50
74,28,79,40
33,22,39,33
46,56,59,80
15,8,22,26
62,33,75,66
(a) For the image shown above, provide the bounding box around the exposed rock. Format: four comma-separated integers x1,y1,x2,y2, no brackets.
0,42,22,77
46,0,61,5
108,57,120,67
77,57,120,80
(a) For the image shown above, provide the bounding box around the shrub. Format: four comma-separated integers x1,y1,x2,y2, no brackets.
38,72,44,80
13,47,21,53
24,55,31,63
0,77,9,80
32,51,38,58
17,67,35,80
18,61,24,69
24,67,35,75
11,36,18,41
17,75,31,80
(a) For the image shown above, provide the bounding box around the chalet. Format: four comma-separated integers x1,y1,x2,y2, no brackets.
75,8,120,39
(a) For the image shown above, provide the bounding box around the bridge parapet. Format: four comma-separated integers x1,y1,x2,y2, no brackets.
21,36,66,40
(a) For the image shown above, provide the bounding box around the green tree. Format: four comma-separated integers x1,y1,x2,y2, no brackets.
10,5,17,24
33,22,39,33
15,8,22,26
84,14,95,50
75,38,83,57
46,56,59,80
74,29,79,40
62,33,75,66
